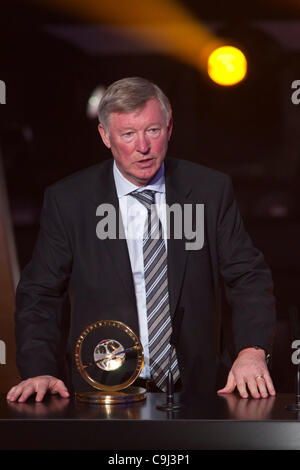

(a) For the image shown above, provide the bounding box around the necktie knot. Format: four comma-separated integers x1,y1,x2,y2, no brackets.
130,189,156,211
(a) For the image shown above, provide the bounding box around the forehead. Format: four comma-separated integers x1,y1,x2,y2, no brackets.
108,99,165,130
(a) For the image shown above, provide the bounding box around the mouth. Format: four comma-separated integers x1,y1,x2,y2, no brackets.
135,158,155,168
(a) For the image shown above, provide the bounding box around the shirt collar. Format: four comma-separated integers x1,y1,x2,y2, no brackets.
113,160,165,198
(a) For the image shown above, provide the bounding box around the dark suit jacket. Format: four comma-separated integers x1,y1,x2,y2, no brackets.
15,157,276,393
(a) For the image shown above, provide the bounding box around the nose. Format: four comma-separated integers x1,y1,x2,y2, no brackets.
136,132,150,155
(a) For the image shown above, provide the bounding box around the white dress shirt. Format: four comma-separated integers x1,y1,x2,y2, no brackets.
113,161,167,378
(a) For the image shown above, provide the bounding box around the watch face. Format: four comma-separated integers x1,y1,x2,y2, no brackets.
75,320,144,392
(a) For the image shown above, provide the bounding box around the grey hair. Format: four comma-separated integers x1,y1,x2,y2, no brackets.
98,77,172,132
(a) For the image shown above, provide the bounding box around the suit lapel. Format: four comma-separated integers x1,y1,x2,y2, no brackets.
165,158,192,320
92,160,137,305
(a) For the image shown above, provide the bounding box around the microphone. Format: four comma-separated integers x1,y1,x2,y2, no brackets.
286,306,300,412
157,307,184,411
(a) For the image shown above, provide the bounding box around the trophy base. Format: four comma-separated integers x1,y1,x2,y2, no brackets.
75,386,147,405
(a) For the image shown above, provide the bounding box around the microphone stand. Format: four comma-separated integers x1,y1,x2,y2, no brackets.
157,345,183,411
157,307,185,412
286,359,300,411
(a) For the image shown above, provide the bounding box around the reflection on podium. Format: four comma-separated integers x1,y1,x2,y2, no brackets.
6,395,70,417
219,392,276,420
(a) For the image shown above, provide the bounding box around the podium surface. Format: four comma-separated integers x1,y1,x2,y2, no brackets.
1,393,300,450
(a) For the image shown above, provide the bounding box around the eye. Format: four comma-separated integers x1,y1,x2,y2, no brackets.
147,128,160,135
122,131,134,138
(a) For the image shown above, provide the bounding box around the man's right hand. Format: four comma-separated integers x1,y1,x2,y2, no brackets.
6,376,70,403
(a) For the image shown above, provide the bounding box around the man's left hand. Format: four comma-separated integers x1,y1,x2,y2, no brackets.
217,347,276,399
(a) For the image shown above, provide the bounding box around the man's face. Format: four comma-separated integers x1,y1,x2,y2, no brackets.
98,98,172,187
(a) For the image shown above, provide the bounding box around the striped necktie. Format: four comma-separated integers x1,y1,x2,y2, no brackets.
130,189,180,391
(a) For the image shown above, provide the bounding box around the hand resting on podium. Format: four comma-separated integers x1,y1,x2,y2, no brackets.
218,347,276,399
6,376,70,403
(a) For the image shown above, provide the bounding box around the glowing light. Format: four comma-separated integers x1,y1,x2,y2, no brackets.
87,85,106,119
207,46,247,86
32,0,223,72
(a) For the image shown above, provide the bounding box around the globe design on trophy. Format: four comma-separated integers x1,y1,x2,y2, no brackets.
94,339,125,371
75,320,145,404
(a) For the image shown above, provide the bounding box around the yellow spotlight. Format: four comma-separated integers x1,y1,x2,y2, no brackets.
207,46,247,86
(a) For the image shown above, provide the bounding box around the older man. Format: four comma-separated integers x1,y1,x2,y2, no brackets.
7,77,276,403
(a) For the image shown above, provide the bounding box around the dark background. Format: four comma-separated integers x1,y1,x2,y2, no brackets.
0,0,300,392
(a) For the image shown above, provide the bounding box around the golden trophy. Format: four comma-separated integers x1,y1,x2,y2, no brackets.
75,320,146,404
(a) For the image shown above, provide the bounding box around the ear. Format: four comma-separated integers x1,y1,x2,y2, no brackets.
167,117,173,141
98,124,111,149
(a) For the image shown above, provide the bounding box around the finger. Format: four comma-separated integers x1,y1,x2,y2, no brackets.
49,379,70,398
235,377,249,399
58,389,70,398
35,382,49,402
246,376,261,399
217,371,236,394
17,383,36,403
255,375,268,398
263,373,276,396
6,386,19,402
7,383,30,402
